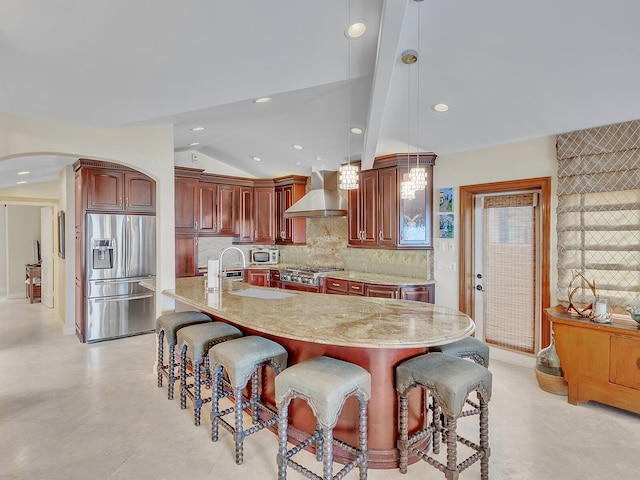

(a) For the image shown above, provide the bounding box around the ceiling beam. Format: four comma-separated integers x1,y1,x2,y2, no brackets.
361,0,409,170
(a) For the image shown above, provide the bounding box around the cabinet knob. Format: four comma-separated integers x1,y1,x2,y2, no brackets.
332,282,340,287
379,231,383,240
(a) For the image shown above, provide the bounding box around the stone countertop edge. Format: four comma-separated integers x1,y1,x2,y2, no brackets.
162,276,473,349
138,279,156,291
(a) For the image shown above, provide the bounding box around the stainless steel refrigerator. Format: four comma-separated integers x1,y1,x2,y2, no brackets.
85,213,156,342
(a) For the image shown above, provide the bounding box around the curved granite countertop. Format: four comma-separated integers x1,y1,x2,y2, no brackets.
163,276,473,349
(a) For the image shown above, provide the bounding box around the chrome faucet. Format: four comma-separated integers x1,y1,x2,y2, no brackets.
218,246,246,290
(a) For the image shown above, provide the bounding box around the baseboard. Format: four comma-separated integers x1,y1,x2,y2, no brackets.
7,293,25,299
489,345,536,369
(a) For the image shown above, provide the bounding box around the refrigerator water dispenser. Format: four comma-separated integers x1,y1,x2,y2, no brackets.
92,239,114,269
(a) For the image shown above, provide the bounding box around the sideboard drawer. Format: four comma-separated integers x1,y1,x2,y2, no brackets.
610,336,640,390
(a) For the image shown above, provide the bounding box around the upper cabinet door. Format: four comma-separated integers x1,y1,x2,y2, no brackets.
198,182,217,234
87,169,124,211
377,167,397,246
175,176,199,233
125,172,156,213
217,184,238,235
254,186,275,244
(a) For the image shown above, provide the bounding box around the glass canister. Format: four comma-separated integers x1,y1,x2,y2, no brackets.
535,337,563,376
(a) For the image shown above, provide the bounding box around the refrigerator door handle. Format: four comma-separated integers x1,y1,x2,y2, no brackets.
94,293,155,303
93,277,153,285
124,216,130,277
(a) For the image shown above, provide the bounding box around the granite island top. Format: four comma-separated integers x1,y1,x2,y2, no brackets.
162,276,473,349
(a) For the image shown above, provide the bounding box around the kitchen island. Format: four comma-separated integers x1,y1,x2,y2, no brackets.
163,276,475,469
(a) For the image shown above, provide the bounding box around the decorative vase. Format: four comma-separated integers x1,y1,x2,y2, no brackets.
535,337,568,395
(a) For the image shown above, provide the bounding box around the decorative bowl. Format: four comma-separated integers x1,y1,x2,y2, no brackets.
626,307,640,326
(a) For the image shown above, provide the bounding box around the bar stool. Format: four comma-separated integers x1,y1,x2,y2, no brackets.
396,352,492,480
432,336,490,368
432,336,490,418
178,322,243,426
156,311,211,400
275,356,370,480
209,336,288,465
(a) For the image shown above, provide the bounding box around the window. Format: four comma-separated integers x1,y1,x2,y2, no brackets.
556,121,640,314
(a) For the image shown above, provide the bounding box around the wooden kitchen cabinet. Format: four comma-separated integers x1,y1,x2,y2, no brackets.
546,305,640,414
175,235,198,278
365,284,398,299
269,269,282,288
253,184,276,244
348,153,436,249
237,186,255,243
401,285,434,303
175,170,200,233
275,175,308,245
324,277,433,303
81,161,156,214
198,179,240,236
245,268,270,287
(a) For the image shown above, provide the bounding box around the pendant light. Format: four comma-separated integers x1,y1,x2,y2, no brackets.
400,49,417,200
408,0,427,192
339,0,359,190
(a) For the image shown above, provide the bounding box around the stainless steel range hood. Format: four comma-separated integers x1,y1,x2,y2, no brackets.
284,170,347,218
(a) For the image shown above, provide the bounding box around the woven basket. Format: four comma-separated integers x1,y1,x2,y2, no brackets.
535,368,568,396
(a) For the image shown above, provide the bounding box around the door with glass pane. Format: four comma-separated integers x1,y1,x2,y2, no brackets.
473,192,540,354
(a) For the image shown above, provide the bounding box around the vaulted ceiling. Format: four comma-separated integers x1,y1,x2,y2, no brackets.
2,0,640,189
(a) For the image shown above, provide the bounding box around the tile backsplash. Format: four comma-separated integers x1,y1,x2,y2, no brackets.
197,217,432,280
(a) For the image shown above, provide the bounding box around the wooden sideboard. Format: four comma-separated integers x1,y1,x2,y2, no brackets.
546,305,640,414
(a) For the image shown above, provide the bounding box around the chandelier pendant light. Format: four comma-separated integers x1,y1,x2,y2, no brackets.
403,0,428,195
339,0,359,190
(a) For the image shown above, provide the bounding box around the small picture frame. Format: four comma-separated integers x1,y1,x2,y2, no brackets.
439,187,454,212
439,213,454,238
57,211,65,259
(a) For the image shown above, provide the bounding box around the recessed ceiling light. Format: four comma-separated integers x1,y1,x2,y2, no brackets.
296,161,301,166
346,22,366,39
253,97,272,104
252,156,262,162
350,127,363,135
432,103,450,113
191,126,206,131
16,181,27,185
17,171,30,175
292,144,303,150
189,142,200,146
315,156,322,161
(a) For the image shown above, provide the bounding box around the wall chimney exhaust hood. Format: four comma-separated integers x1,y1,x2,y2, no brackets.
284,170,347,218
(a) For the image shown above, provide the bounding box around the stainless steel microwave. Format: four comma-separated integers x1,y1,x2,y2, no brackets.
249,248,279,265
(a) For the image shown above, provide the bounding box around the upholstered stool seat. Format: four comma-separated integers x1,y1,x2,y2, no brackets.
396,352,492,480
276,356,370,480
156,311,211,400
209,336,288,465
177,322,243,426
432,337,490,418
432,336,490,368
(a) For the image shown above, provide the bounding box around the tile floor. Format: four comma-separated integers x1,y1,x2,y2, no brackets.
1,296,639,479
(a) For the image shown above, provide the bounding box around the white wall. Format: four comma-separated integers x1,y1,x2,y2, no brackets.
0,112,176,334
432,136,558,309
6,205,41,297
